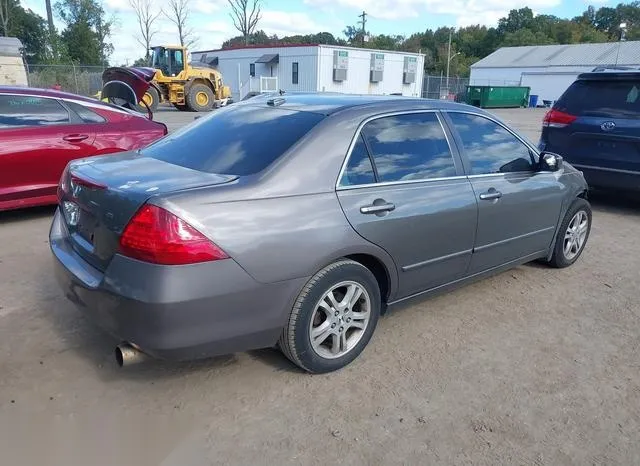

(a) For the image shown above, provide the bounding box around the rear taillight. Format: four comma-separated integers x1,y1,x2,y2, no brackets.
119,204,228,265
543,109,577,128
58,166,106,201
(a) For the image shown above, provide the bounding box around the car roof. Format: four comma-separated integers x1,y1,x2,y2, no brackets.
0,86,100,104
238,92,475,116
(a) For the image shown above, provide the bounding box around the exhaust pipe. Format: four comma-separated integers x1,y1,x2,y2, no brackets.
115,343,148,367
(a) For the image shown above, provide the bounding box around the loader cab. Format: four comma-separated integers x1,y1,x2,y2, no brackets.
151,46,186,78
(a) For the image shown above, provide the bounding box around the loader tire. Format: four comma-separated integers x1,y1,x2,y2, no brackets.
186,84,214,112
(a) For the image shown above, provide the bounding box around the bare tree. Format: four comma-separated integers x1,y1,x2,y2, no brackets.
228,0,262,45
0,0,9,36
129,0,161,60
164,0,196,48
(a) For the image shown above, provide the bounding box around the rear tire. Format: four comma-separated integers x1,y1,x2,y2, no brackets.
186,83,214,112
279,259,381,373
547,198,592,268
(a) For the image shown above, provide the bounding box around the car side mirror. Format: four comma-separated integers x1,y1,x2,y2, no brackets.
540,152,563,172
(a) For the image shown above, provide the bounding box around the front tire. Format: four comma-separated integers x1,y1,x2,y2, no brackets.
186,83,214,112
548,198,592,268
279,259,381,373
137,87,159,113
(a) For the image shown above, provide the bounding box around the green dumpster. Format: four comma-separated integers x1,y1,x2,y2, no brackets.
465,86,530,108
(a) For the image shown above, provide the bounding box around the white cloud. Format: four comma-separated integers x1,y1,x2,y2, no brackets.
259,10,335,37
193,0,226,14
304,0,562,25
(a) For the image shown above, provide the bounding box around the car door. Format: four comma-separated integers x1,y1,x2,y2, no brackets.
444,111,564,274
0,95,96,207
336,111,478,299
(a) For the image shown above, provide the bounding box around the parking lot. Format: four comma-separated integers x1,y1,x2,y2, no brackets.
1,107,639,465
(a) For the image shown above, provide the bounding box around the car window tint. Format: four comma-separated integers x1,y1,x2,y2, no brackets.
361,113,456,182
448,113,534,175
340,134,376,186
555,79,640,118
142,105,324,176
66,101,106,123
0,95,69,128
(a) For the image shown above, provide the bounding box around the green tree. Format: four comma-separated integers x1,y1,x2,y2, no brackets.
55,0,112,65
0,1,49,63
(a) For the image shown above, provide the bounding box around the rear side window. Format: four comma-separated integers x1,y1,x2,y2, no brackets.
361,113,456,182
556,79,640,118
66,101,106,123
142,105,324,176
0,95,69,128
341,135,376,186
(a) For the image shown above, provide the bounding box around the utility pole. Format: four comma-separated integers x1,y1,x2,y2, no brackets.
358,10,367,47
445,27,460,94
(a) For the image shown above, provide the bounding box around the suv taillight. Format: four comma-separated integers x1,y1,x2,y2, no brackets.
543,109,577,128
119,204,228,265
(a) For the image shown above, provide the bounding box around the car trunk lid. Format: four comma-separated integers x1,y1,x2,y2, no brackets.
60,152,237,271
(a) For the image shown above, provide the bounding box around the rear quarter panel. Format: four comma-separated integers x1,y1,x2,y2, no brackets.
153,191,400,296
92,109,165,154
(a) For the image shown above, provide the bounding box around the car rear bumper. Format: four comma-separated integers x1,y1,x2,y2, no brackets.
573,164,640,192
50,209,306,361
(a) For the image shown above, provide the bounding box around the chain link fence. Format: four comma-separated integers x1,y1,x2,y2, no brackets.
422,75,521,102
24,64,107,96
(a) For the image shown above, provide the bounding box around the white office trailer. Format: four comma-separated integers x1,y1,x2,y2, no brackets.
470,41,640,104
191,44,425,101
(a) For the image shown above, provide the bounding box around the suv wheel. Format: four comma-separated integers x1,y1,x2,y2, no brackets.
279,259,381,373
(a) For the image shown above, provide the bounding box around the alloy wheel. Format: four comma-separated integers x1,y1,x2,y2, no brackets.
309,281,371,359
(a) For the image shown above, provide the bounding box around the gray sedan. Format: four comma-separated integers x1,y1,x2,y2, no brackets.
51,94,591,373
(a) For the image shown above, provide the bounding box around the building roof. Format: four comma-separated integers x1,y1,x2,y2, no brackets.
472,41,640,69
0,37,23,57
193,43,424,57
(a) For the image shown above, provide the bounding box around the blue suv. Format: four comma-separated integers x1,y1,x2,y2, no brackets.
539,69,640,192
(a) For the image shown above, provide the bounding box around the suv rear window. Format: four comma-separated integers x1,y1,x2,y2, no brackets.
556,79,640,118
142,105,324,176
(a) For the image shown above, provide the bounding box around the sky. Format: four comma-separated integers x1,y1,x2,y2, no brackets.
22,0,612,65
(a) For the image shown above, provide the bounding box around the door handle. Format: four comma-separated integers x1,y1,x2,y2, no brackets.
360,202,396,214
479,189,502,201
63,134,89,143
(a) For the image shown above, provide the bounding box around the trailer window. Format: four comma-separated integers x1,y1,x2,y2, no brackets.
292,62,299,84
142,105,324,176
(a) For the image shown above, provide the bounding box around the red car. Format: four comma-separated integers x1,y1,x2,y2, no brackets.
0,86,167,211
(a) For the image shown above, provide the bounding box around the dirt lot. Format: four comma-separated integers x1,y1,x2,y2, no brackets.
1,107,639,466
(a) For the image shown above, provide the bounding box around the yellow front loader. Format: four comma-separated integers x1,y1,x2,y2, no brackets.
102,45,232,113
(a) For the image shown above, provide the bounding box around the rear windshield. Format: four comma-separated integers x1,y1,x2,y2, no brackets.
556,79,640,118
142,104,324,175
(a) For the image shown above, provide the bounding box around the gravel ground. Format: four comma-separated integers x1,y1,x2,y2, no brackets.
1,107,639,466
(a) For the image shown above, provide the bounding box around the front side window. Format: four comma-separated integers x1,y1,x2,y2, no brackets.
340,134,376,186
361,112,457,182
142,104,324,176
448,113,535,175
0,95,70,128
